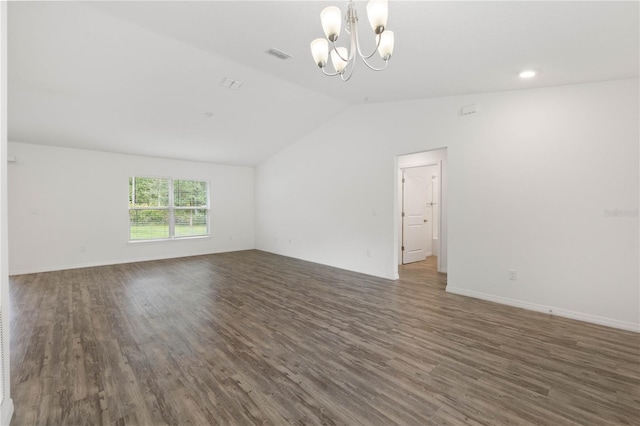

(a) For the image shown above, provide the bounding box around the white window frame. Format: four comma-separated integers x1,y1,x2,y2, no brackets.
128,176,211,242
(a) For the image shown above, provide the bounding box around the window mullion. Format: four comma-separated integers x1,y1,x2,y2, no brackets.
168,178,175,238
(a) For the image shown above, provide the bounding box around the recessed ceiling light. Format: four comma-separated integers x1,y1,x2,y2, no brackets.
519,70,537,79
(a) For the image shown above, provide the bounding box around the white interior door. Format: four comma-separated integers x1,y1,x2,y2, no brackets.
402,167,430,264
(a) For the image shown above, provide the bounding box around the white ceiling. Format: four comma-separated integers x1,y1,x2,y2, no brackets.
8,1,639,166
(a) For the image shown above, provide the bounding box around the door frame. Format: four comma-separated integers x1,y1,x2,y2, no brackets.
394,148,447,278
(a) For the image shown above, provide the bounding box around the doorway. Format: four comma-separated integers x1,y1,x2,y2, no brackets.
401,165,438,264
395,148,447,275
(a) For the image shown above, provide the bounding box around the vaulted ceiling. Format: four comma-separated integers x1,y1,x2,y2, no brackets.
8,1,639,166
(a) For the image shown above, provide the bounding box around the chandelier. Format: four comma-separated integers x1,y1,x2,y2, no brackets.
310,0,395,81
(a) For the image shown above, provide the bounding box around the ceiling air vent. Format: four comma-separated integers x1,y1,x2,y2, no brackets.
220,78,243,90
267,48,293,60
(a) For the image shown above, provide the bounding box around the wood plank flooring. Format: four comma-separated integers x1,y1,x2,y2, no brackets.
9,250,640,425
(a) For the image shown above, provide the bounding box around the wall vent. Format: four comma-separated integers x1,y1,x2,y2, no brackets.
266,48,293,60
220,78,243,90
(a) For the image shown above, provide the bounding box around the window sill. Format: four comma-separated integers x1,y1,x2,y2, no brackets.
128,235,211,244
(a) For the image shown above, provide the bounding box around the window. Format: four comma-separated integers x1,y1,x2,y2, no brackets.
129,177,209,241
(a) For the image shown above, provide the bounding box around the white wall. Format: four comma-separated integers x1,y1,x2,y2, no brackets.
8,143,255,274
255,79,639,331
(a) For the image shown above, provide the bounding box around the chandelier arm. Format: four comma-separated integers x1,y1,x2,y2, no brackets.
354,24,383,60
340,22,359,81
340,57,356,81
341,71,354,82
360,56,390,72
358,45,382,60
330,22,357,81
330,40,353,63
321,68,341,77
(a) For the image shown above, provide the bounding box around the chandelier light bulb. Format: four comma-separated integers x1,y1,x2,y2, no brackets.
367,0,388,34
310,38,329,67
377,30,394,60
321,6,342,42
331,47,349,73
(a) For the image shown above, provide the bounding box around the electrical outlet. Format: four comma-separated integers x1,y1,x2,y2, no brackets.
508,269,517,281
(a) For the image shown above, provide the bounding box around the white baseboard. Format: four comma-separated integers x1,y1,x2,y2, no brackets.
446,286,640,333
9,247,253,276
1,397,14,426
257,249,397,281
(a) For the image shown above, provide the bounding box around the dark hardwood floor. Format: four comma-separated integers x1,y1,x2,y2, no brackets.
9,250,640,425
